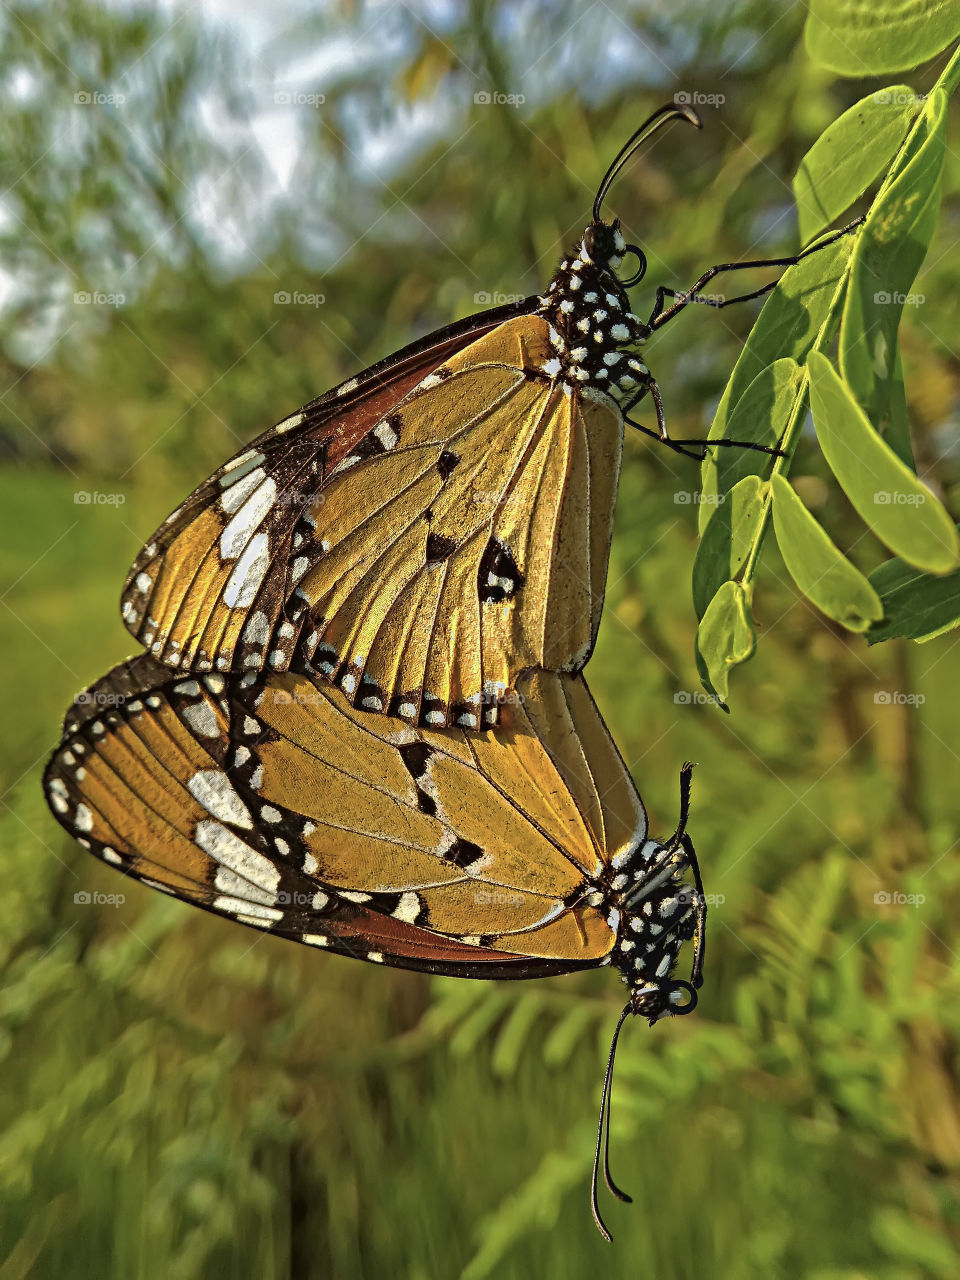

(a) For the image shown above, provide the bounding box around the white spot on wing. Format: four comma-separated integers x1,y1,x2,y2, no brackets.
219,467,267,515
373,421,398,449
223,533,270,609
220,477,278,559
183,700,219,738
196,820,280,896
275,412,304,433
393,892,421,923
188,770,253,829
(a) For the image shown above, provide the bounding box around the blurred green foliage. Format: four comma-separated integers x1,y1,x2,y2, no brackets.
3,1,960,1277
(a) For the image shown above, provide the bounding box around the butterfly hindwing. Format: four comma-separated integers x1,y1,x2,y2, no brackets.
45,659,647,977
122,307,624,727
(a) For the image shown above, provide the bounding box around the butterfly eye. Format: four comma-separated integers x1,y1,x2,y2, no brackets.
581,222,608,262
619,244,647,288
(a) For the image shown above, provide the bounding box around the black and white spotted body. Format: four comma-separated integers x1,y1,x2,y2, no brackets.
538,219,652,408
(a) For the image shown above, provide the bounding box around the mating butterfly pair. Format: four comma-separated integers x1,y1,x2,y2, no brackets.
44,104,855,1238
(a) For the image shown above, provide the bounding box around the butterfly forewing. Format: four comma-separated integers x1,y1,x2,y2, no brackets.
121,306,623,728
45,659,644,975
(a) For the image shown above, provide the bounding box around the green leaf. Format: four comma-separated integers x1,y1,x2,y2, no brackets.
769,474,883,631
807,352,960,574
695,581,757,705
793,88,917,244
881,348,916,469
693,475,770,619
701,236,853,533
805,0,960,75
840,90,947,433
866,550,960,643
700,359,805,523
872,1204,960,1277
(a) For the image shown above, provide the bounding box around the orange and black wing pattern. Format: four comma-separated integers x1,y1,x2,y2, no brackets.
44,659,647,978
121,306,624,729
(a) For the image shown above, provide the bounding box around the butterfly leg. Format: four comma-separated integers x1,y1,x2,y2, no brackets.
622,377,779,461
621,377,708,461
646,214,863,330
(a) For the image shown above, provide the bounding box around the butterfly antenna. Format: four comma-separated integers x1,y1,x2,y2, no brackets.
591,1001,634,1242
593,103,702,222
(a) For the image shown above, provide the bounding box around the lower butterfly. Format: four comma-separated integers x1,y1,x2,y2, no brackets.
45,656,705,1239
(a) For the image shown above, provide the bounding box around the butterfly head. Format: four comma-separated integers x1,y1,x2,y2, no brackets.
606,829,705,1027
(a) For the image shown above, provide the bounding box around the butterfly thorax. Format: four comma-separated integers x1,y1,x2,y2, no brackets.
538,220,651,405
596,836,699,1020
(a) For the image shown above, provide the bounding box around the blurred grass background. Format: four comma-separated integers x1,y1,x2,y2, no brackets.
2,1,960,1276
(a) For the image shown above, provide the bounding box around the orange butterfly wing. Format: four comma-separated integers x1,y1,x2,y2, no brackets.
45,659,645,976
121,309,623,728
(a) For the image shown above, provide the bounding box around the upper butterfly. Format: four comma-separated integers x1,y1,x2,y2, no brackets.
121,104,859,729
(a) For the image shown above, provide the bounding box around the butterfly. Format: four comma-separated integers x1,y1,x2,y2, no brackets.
120,104,861,730
44,654,705,1239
